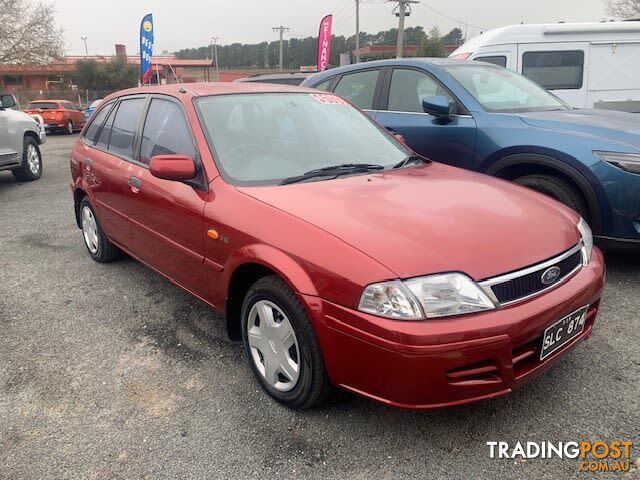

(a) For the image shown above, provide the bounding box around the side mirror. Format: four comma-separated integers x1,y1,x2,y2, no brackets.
0,94,16,109
422,95,452,120
149,155,196,181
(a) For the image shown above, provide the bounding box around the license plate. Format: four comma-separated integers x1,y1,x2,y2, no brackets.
540,305,588,360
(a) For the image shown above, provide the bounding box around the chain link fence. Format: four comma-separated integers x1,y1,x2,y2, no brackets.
11,89,114,109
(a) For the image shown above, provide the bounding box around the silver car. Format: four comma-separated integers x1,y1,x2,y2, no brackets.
0,94,46,181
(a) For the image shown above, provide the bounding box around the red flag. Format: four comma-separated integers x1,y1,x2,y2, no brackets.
317,15,333,71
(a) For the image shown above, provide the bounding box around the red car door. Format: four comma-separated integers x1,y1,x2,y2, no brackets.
121,97,209,300
73,100,132,248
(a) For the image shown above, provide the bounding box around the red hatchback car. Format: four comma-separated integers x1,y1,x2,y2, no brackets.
70,83,605,409
24,100,85,134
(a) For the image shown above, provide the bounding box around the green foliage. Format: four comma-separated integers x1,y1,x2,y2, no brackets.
175,26,459,69
441,27,464,46
417,28,447,58
73,58,139,91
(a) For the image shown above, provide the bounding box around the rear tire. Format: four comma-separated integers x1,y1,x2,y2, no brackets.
66,120,74,135
79,197,120,262
514,174,589,221
12,137,42,182
241,275,331,409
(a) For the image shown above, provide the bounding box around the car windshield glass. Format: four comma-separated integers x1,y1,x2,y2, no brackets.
27,102,59,110
196,93,410,186
444,64,570,113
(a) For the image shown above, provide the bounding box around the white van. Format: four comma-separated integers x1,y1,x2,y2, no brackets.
450,22,640,112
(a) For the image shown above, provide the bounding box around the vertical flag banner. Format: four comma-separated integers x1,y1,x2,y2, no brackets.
140,13,154,84
317,14,333,71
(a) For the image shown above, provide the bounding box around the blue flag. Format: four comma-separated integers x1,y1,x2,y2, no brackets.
140,14,154,84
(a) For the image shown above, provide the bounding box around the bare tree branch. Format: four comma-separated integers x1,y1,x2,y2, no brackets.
0,0,64,64
606,0,640,18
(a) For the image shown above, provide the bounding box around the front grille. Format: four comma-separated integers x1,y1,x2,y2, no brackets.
481,245,583,305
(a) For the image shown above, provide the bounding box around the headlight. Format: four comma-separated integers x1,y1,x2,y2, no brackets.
577,217,593,265
358,281,423,320
358,273,496,320
594,151,640,174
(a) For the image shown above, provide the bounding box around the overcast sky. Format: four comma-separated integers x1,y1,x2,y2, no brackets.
55,0,608,55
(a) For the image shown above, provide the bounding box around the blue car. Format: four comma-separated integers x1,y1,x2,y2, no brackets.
83,99,103,123
302,59,640,249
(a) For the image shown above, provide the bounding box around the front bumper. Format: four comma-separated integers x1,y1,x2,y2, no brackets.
304,247,605,409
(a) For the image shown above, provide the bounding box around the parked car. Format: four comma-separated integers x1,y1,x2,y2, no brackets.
450,21,640,112
23,99,86,134
0,93,46,181
70,83,604,409
235,72,313,86
84,99,103,123
302,59,640,250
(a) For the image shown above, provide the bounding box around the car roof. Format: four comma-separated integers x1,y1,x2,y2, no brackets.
303,58,477,84
236,72,313,82
102,82,320,102
28,99,65,103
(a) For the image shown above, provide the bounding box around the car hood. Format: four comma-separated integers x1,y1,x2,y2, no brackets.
518,109,640,150
237,163,581,281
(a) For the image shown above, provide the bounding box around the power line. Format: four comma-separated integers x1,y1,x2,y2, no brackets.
417,1,486,31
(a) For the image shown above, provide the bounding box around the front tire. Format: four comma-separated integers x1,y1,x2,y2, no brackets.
241,276,331,409
12,137,42,182
514,174,589,221
79,197,120,262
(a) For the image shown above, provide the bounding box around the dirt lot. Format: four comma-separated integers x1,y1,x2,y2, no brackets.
1,135,638,479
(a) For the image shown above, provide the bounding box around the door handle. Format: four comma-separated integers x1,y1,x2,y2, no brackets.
128,176,142,192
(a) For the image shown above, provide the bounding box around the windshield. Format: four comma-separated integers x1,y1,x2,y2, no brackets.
444,64,570,113
195,93,410,186
26,102,59,110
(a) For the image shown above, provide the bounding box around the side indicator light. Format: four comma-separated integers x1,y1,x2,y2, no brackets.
207,229,219,240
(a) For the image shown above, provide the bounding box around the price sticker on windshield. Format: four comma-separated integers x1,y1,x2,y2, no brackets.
311,94,348,105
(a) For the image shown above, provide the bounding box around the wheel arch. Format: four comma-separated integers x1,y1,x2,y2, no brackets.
483,151,603,234
24,130,40,145
222,245,319,341
73,187,87,228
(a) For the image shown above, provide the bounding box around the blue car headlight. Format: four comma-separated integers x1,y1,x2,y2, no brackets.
594,151,640,175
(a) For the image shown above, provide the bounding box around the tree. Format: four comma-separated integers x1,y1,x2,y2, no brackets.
441,27,464,46
418,28,446,58
73,58,138,91
606,0,640,17
0,0,64,64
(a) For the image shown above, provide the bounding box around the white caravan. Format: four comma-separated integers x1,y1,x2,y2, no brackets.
450,22,640,112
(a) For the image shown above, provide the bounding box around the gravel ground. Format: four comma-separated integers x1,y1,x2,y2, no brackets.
1,135,638,479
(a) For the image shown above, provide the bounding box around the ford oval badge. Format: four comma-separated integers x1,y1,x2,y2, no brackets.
541,266,561,285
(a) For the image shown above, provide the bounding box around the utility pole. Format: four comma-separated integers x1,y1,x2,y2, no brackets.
211,36,219,81
272,25,290,71
355,0,361,63
388,0,418,58
81,36,88,56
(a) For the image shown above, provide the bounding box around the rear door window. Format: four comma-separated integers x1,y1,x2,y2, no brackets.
108,98,146,159
95,104,117,149
522,50,584,89
140,99,196,165
333,70,380,109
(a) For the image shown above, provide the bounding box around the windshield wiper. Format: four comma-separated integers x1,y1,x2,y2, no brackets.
392,154,427,169
280,163,384,185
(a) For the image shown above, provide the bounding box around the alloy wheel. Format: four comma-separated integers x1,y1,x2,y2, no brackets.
26,144,40,175
67,121,73,134
81,206,99,254
246,300,301,392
